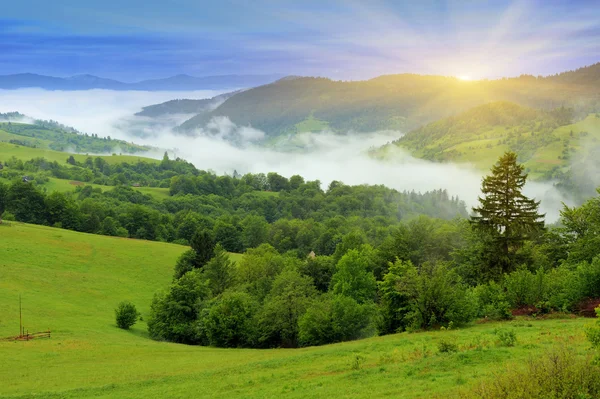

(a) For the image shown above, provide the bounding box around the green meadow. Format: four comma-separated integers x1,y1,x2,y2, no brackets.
0,141,158,166
0,222,593,399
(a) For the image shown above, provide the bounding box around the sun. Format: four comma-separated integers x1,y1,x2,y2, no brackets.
458,75,472,81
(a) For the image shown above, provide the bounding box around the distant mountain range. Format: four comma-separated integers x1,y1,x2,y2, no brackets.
0,73,285,91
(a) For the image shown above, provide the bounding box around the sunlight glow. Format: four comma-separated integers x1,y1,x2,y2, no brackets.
458,75,472,81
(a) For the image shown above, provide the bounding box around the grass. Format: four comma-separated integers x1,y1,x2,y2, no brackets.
0,223,594,398
388,113,600,176
0,141,159,166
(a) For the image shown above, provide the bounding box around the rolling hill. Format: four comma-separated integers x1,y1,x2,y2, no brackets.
134,90,240,118
0,73,284,91
0,113,150,154
0,222,591,398
174,64,600,139
373,101,600,201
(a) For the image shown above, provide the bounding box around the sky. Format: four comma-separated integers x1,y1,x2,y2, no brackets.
1,0,600,81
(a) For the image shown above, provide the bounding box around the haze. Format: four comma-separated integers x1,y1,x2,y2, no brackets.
0,88,570,220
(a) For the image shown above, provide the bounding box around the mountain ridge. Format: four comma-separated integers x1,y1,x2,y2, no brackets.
0,73,285,91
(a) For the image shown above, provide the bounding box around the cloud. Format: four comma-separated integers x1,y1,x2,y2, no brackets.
0,88,573,221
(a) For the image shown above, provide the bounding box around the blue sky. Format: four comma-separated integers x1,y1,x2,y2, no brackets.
1,0,599,81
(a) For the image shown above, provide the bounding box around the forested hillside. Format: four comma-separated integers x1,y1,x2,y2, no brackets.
175,64,600,138
135,91,239,118
0,112,149,154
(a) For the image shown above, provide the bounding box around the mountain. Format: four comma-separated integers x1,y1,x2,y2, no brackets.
0,73,284,91
135,90,241,118
175,66,600,138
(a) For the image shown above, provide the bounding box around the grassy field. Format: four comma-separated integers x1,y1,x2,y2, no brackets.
0,141,159,166
0,223,594,398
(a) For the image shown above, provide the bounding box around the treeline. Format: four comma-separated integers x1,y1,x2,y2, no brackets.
146,152,600,349
146,187,600,348
0,155,467,255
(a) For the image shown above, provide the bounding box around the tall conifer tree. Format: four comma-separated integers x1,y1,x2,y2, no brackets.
471,152,545,274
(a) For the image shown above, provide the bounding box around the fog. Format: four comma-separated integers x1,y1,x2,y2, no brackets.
0,89,572,221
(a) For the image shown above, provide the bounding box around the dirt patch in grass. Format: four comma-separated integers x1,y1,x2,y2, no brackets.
69,181,84,186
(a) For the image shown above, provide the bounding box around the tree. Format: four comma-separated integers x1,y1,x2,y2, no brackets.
204,244,235,296
298,294,377,346
0,181,7,222
190,229,215,268
240,215,268,249
6,181,47,224
471,152,545,275
202,291,259,348
258,269,317,347
330,248,377,304
115,301,139,329
147,269,210,344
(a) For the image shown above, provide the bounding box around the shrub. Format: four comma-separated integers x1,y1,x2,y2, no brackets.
473,281,512,320
495,329,517,347
465,348,600,398
437,339,458,353
298,294,378,346
115,301,139,329
585,307,600,349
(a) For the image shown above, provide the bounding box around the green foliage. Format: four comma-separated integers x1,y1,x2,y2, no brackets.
0,180,7,216
190,229,215,269
115,301,139,330
147,270,210,344
585,307,600,350
331,248,377,304
472,281,513,320
258,269,317,347
202,291,259,348
471,152,545,276
203,244,235,296
0,120,149,154
494,329,517,347
380,260,477,331
468,348,600,398
437,339,458,353
298,294,378,347
6,180,47,224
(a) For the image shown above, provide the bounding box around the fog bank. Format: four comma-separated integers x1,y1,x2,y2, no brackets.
0,89,571,221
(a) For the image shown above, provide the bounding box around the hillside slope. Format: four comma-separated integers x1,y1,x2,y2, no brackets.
176,65,600,138
375,102,600,200
0,223,590,398
0,113,150,154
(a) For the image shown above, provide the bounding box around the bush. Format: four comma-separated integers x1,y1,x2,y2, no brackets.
585,307,600,349
466,348,600,398
473,281,513,320
437,339,458,353
494,328,517,347
115,301,139,329
298,294,378,347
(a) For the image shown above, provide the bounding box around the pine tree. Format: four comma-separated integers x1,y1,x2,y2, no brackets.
471,152,545,274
